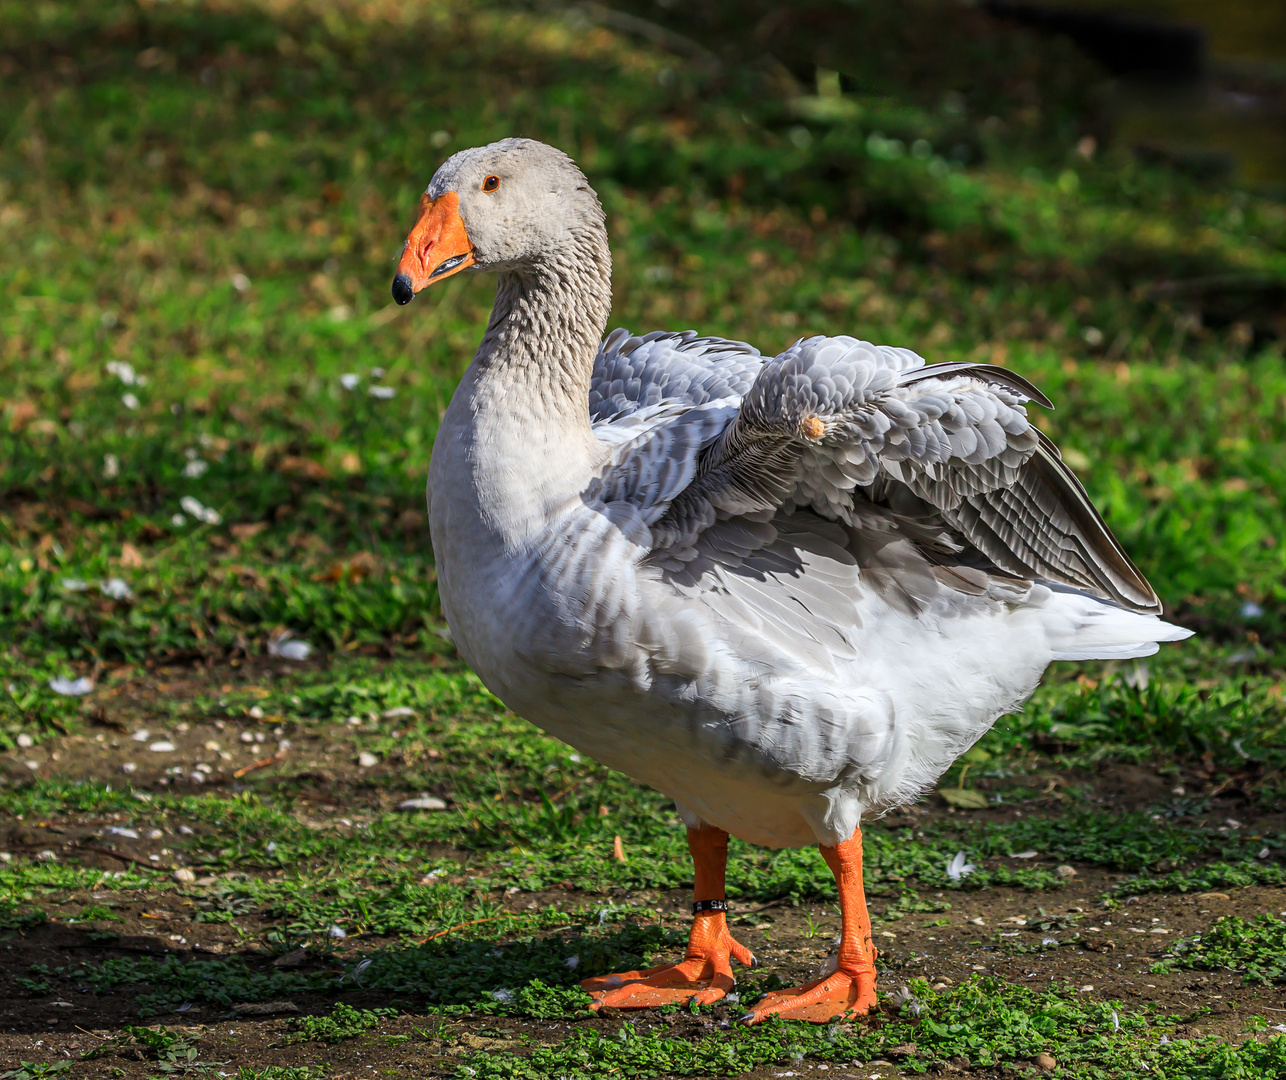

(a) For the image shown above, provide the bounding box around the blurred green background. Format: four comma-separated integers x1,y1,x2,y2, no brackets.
0,0,1283,779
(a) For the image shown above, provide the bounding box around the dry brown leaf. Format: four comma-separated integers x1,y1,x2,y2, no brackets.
278,456,329,480
119,542,145,567
313,550,380,584
7,400,38,431
230,521,268,541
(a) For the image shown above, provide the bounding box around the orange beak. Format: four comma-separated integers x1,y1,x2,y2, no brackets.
391,191,475,305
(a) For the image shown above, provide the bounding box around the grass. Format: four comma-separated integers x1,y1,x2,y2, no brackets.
283,1003,396,1045
1,0,1285,1078
1155,914,1286,985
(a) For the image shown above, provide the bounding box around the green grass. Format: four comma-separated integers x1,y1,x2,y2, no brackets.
1155,914,1286,985
2,0,1285,682
284,1003,397,1045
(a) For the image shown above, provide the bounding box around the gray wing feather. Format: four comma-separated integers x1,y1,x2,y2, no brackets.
589,328,763,425
647,335,1160,614
931,432,1161,613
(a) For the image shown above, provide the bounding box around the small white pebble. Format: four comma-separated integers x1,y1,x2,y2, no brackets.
248,705,264,719
148,741,176,753
239,731,255,744
173,868,196,883
121,762,137,774
132,730,151,742
398,795,447,812
16,733,33,749
357,752,378,768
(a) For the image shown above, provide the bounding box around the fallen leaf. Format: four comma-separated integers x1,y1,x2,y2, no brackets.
7,400,38,431
231,522,268,541
939,787,988,809
279,455,329,480
119,541,145,567
313,550,380,583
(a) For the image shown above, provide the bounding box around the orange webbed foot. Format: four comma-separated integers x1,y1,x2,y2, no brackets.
581,914,755,1010
740,967,877,1024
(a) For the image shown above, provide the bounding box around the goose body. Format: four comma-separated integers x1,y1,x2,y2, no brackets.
397,138,1191,1021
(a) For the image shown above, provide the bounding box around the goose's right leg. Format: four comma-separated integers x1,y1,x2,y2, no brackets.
581,824,755,1009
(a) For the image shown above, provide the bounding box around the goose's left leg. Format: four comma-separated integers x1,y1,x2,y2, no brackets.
581,824,755,1009
742,826,878,1024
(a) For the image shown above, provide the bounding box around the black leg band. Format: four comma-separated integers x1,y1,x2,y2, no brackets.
692,898,729,914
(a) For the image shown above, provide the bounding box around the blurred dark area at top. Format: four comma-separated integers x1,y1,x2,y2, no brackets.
594,0,1286,188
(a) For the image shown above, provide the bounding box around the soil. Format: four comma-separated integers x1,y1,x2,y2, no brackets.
1,664,1283,1078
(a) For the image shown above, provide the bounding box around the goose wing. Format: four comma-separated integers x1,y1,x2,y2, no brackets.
651,335,1160,614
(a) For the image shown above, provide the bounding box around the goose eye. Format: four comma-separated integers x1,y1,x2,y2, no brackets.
482,175,500,193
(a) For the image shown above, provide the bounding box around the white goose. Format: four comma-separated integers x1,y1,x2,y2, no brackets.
391,138,1190,1023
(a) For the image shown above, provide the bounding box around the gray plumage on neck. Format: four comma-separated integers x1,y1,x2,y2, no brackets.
474,212,613,426
436,137,612,428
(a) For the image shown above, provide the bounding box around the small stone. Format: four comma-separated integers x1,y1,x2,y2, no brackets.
233,1000,300,1016
273,947,309,969
16,733,33,748
204,740,221,752
1056,865,1077,877
148,741,176,753
173,868,196,883
248,705,264,719
1034,1053,1057,1071
24,760,39,771
357,752,378,768
239,731,255,743
132,730,150,742
398,795,447,811
121,762,137,774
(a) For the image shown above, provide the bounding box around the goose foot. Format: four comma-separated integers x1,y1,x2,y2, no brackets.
582,917,754,1009
740,967,877,1024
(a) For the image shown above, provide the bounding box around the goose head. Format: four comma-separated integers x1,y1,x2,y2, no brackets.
391,138,603,305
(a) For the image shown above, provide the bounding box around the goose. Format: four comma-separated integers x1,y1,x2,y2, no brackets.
391,138,1190,1023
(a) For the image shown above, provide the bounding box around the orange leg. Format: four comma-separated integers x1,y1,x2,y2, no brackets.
581,825,755,1009
742,826,878,1024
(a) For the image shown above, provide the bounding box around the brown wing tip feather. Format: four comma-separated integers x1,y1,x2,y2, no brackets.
1033,433,1162,614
